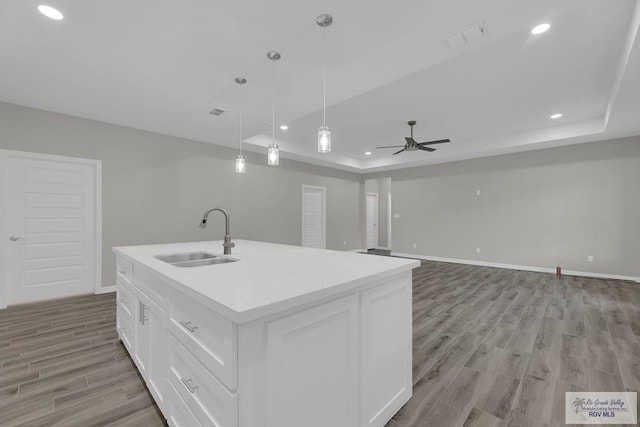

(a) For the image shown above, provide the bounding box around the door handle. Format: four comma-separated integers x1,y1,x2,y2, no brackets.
9,236,24,241
139,301,148,325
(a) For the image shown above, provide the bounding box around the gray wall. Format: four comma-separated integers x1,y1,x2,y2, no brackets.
367,137,640,278
0,102,363,288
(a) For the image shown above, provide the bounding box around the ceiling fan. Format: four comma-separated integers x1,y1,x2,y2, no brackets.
377,121,450,155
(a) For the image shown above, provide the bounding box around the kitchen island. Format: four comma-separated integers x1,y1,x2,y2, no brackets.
113,240,420,427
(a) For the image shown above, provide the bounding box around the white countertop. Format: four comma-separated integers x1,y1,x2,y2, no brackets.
113,240,420,323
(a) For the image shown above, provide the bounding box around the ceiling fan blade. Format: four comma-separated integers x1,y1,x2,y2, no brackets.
392,148,406,155
376,145,405,149
418,146,436,152
405,137,416,145
418,138,451,146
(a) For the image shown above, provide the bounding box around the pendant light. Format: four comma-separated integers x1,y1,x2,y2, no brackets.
234,77,247,174
317,13,333,153
267,51,281,166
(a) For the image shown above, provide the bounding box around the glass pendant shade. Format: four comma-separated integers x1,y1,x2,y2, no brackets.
318,126,331,153
268,144,279,166
235,154,246,174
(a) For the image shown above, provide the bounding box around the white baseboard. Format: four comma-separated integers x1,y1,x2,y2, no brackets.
95,285,116,295
391,252,640,283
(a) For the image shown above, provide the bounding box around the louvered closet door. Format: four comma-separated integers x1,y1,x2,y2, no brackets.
302,185,326,249
7,156,97,304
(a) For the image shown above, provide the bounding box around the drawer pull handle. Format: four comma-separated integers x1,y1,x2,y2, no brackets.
118,270,127,275
119,298,128,304
179,320,198,333
181,377,199,394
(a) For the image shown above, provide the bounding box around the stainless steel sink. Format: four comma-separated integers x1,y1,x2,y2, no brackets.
172,258,237,268
154,252,238,268
154,252,217,263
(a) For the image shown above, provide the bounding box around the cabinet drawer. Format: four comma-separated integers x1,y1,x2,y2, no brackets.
116,306,134,354
167,288,237,390
116,280,134,323
165,379,202,427
167,333,238,427
116,256,134,285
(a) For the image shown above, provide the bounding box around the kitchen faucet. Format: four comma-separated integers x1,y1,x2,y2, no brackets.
199,208,235,255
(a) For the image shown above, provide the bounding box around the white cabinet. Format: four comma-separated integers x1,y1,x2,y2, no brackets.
167,333,238,427
116,256,168,409
360,277,412,426
167,287,237,391
116,253,412,427
165,379,203,427
264,294,359,427
116,278,134,353
134,288,167,406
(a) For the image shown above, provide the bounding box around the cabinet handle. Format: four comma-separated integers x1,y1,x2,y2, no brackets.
139,301,148,325
181,377,199,394
179,320,198,333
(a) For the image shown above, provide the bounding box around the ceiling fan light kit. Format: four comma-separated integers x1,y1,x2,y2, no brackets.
376,121,451,155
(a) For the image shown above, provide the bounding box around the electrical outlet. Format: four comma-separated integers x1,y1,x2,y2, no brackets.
343,241,347,246
413,243,417,249
476,247,481,254
393,213,400,219
476,190,481,196
587,255,594,263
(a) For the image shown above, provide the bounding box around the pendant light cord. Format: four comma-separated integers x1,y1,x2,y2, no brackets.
272,60,276,143
239,84,243,155
323,27,326,127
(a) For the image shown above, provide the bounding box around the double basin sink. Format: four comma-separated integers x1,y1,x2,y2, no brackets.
154,252,238,268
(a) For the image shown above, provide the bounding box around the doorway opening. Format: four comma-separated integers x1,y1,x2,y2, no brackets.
364,177,392,251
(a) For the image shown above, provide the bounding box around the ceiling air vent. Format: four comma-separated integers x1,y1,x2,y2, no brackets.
209,108,226,116
446,22,486,49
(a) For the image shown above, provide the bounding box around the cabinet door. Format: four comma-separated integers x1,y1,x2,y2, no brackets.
360,275,412,427
264,294,359,427
133,295,149,377
134,290,167,407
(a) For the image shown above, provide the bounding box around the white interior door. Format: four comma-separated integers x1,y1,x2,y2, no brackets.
387,192,392,250
366,193,379,249
302,185,326,249
4,152,99,305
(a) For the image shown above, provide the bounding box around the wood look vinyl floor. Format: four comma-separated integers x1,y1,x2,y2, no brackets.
1,262,639,427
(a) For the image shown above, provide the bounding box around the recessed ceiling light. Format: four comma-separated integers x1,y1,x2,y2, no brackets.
38,5,64,20
279,125,288,130
365,151,372,156
531,23,550,35
550,113,563,119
